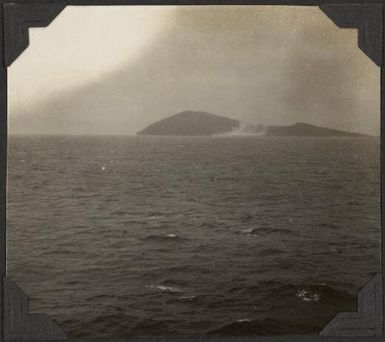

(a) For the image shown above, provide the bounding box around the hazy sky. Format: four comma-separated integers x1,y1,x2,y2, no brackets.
9,5,380,135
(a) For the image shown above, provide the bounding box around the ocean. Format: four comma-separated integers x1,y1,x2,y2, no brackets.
6,135,381,336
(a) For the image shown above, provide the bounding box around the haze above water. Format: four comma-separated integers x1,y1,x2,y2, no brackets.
9,6,380,136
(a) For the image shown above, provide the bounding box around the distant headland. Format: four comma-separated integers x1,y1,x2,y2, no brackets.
137,111,368,137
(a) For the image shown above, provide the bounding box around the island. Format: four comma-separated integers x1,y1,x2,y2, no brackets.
264,122,367,137
137,111,368,137
137,111,240,136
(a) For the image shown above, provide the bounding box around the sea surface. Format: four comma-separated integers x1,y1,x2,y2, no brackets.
6,135,381,336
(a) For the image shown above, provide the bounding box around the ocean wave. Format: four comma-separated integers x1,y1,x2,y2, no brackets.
146,285,183,293
229,280,355,306
237,227,293,236
128,318,182,336
141,234,185,242
238,228,255,235
166,295,197,304
296,289,320,302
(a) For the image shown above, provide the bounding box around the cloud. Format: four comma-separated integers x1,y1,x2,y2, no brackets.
9,5,380,136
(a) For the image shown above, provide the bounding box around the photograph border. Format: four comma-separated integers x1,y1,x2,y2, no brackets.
0,0,384,341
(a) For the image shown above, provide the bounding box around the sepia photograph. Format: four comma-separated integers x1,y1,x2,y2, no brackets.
6,5,381,337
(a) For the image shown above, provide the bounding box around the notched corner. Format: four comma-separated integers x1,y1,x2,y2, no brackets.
319,4,383,67
3,2,67,67
4,278,66,340
319,273,383,336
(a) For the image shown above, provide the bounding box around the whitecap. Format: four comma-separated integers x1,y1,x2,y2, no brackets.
236,318,251,322
296,289,320,302
147,285,182,293
240,228,254,234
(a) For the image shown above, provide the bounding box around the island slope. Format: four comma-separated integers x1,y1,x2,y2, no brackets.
265,122,367,137
137,111,368,137
137,111,240,136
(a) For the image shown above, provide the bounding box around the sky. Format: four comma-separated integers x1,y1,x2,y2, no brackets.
8,5,380,136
